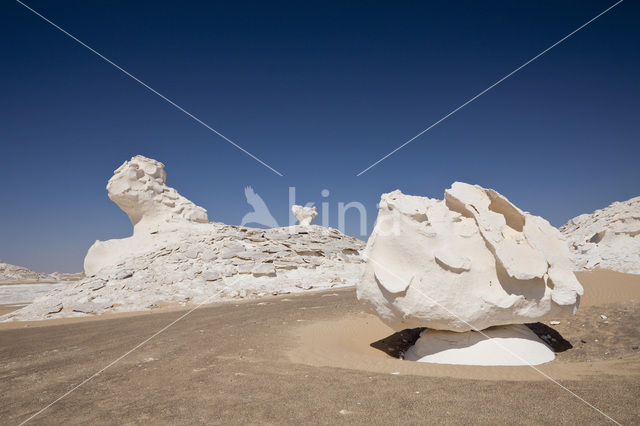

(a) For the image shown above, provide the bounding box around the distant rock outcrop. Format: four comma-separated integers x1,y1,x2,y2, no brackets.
560,196,640,274
2,155,365,322
0,261,83,283
0,261,49,283
49,272,86,281
357,182,583,333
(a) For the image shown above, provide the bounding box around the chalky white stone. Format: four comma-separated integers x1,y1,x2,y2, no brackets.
358,182,583,333
2,156,365,322
0,261,50,283
84,155,208,275
0,261,83,283
292,205,318,226
357,182,583,366
404,325,555,366
561,196,640,274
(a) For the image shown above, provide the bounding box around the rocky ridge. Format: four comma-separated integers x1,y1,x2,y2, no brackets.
2,155,364,321
560,196,640,274
0,261,83,283
3,223,364,321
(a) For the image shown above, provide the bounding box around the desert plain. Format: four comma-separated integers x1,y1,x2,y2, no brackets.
1,270,638,425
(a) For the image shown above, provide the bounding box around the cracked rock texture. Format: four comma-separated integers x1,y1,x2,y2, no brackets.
357,182,583,332
2,156,364,322
560,196,640,274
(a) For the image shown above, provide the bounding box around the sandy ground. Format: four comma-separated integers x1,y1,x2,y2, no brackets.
0,304,27,316
0,270,638,424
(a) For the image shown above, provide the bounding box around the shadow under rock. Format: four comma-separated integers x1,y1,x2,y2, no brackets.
370,327,426,359
525,322,573,352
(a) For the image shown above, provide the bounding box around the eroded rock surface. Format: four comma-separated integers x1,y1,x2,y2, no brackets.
84,156,209,275
292,205,318,226
0,262,49,283
357,182,583,332
0,261,83,283
560,196,640,274
108,155,208,228
2,156,364,322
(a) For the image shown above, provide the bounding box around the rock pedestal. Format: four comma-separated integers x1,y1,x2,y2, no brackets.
357,182,584,365
292,205,318,226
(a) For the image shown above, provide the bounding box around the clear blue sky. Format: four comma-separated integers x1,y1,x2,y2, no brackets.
1,1,638,272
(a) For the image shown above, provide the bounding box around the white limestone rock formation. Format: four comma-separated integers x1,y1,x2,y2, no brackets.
2,156,365,322
560,196,640,274
84,156,208,276
0,261,49,283
108,155,209,228
292,205,318,226
0,261,83,283
357,182,584,333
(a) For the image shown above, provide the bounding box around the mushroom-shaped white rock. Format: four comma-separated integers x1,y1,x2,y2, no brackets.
292,205,318,226
357,182,584,333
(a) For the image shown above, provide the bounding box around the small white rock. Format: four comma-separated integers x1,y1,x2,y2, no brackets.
202,271,221,281
252,263,276,277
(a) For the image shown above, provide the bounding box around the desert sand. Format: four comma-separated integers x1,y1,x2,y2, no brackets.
1,270,638,424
